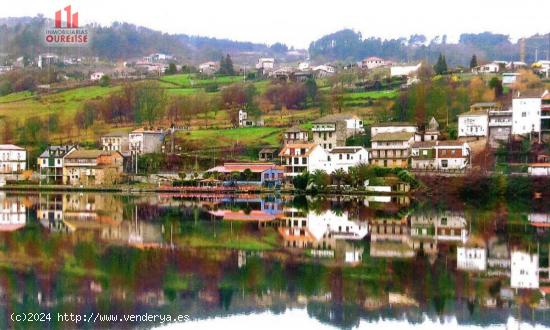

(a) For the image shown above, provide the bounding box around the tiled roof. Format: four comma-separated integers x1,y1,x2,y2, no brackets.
371,132,414,142
65,150,120,159
513,89,547,99
39,145,76,158
278,143,318,157
285,126,307,133
0,144,24,150
330,146,365,154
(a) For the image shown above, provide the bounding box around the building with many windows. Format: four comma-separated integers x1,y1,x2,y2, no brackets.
37,145,78,184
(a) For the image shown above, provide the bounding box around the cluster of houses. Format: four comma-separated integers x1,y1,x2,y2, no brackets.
0,127,168,186
458,90,550,146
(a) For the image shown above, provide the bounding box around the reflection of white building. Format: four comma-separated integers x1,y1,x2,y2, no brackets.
0,193,26,231
278,208,368,249
457,247,487,272
511,251,539,289
410,211,469,243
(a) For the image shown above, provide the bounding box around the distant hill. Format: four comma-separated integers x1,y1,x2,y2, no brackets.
0,16,298,64
308,29,550,66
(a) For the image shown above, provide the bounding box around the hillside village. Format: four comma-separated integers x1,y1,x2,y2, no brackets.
1,40,550,193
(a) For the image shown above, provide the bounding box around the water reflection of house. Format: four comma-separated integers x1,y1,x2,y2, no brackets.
62,193,124,227
511,250,539,289
410,210,468,244
38,193,66,232
529,213,550,230
369,216,414,258
0,193,26,232
457,247,487,272
209,197,284,226
487,237,511,277
278,208,367,264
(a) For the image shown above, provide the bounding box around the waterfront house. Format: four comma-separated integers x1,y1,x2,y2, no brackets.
0,144,26,174
312,113,364,151
129,128,166,155
411,140,471,171
37,145,78,184
328,146,369,173
283,126,309,145
206,162,284,187
63,150,124,186
369,132,415,168
279,143,329,177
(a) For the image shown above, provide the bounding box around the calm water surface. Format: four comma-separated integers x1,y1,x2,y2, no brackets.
0,191,549,329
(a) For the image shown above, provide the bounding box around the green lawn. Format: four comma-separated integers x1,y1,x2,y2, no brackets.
177,126,283,149
0,90,34,103
0,85,120,122
160,74,244,88
344,89,398,100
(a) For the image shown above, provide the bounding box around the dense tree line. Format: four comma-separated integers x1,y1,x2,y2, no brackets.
308,29,550,66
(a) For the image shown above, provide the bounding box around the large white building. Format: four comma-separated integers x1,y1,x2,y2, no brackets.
0,145,26,174
457,247,487,272
256,58,275,71
458,110,488,137
129,128,165,155
279,143,368,177
511,90,547,135
511,250,539,289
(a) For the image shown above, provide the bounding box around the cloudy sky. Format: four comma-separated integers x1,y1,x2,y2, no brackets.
5,0,550,48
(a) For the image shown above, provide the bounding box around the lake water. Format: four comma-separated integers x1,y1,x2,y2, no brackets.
0,191,549,329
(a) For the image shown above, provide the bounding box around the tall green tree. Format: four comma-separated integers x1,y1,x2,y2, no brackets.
434,53,448,75
134,81,167,125
469,54,478,69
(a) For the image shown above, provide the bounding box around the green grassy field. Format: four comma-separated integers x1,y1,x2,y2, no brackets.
0,85,120,122
160,74,244,88
177,126,283,150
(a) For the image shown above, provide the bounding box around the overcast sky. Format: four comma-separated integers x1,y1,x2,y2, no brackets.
5,0,550,48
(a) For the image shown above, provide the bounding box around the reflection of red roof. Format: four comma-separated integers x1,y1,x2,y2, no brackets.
209,210,277,222
0,224,25,232
277,227,316,243
529,163,550,168
540,286,550,295
207,163,282,173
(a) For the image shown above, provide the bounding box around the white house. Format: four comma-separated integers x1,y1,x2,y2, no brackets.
90,72,105,81
457,247,487,272
129,128,166,155
256,58,275,71
279,143,330,177
312,64,335,77
0,145,26,174
199,61,217,75
511,90,547,135
472,62,500,74
511,250,539,289
327,146,369,173
238,109,263,127
390,63,421,77
361,57,386,69
502,72,520,85
279,143,367,177
458,110,488,137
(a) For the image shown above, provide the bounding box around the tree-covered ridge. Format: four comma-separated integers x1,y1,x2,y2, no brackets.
308,29,550,66
0,16,284,62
